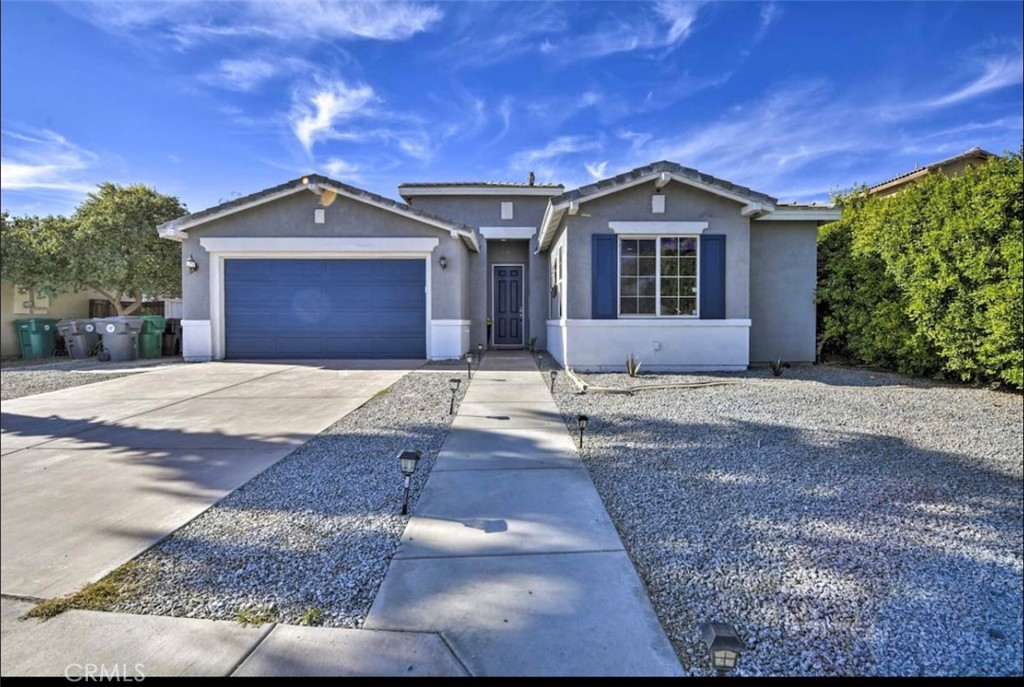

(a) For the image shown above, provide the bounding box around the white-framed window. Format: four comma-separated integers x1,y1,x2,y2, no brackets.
618,236,699,317
550,240,564,319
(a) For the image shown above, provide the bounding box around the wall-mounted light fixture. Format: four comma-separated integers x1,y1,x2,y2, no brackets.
186,254,199,274
439,255,448,270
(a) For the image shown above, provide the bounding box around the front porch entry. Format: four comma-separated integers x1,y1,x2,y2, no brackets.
492,263,524,347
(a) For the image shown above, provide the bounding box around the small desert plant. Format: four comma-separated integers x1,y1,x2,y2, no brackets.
769,358,785,377
626,354,642,377
236,603,278,627
528,336,538,352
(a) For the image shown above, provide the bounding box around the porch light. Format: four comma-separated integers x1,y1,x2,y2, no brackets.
577,414,588,448
699,621,746,677
186,254,199,274
439,255,448,270
398,449,422,515
448,377,461,414
465,352,473,380
550,369,557,392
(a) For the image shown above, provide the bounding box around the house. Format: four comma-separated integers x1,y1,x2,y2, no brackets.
157,161,839,370
868,146,993,197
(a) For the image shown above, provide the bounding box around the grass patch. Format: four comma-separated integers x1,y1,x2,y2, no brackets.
371,386,393,400
300,607,324,626
236,604,278,627
24,561,145,620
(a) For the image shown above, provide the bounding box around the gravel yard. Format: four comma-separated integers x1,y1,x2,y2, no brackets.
100,370,464,628
543,359,1023,677
1,358,182,401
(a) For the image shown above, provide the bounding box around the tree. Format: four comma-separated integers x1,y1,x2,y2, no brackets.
66,183,187,315
0,211,74,310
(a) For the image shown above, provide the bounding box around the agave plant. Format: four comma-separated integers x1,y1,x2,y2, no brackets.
769,358,785,377
626,354,642,378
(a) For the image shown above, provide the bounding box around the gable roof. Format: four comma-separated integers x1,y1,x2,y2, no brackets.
398,181,564,201
868,146,994,195
157,174,480,251
537,161,781,251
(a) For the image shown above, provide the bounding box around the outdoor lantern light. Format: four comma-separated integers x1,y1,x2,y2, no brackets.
398,449,422,515
577,414,588,448
550,369,557,392
448,377,461,414
699,621,746,677
438,255,448,270
186,254,199,274
465,352,473,380
477,343,483,361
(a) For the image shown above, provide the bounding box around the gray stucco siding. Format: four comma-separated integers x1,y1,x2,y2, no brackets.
556,182,751,320
749,220,818,362
406,196,551,230
180,191,468,322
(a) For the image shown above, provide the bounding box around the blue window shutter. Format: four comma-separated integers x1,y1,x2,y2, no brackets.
592,234,618,319
700,234,726,319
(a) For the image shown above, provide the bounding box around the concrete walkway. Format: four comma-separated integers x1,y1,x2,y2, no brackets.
365,351,683,676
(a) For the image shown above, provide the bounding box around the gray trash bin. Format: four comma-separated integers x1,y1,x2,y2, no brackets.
58,319,100,359
94,317,141,362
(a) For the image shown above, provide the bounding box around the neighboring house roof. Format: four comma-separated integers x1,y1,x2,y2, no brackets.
868,146,994,196
537,160,838,251
398,181,564,201
157,174,480,251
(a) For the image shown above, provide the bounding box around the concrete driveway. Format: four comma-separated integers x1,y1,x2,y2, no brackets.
1,360,418,600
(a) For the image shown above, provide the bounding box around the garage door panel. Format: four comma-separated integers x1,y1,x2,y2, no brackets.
224,258,426,359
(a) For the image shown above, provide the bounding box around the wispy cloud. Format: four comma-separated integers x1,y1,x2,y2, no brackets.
541,1,706,62
70,1,443,47
755,2,780,42
0,129,100,195
200,57,312,92
290,79,377,152
585,161,609,179
509,135,604,185
322,157,361,182
924,52,1024,108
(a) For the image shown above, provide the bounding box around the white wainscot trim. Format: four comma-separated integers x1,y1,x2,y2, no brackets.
181,320,212,362
479,226,537,240
561,318,751,372
546,320,567,368
609,221,708,234
199,237,440,255
430,320,471,360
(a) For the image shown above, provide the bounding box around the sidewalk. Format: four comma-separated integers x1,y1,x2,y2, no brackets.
364,351,682,676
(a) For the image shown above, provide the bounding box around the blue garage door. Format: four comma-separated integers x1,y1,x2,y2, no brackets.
224,259,426,359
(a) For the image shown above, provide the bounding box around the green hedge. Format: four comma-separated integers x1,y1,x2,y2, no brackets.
817,150,1023,389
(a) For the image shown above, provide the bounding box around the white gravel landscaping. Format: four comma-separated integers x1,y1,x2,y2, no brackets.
102,370,465,628
542,359,1023,677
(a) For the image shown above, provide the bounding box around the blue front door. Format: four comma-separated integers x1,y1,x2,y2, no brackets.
224,258,426,359
493,264,523,346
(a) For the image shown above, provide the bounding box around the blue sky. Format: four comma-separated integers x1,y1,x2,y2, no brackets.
1,1,1021,217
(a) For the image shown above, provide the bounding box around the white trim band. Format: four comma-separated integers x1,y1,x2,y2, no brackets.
480,226,537,240
609,221,708,234
199,237,440,255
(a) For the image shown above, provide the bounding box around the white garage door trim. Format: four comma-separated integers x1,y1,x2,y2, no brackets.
200,237,439,360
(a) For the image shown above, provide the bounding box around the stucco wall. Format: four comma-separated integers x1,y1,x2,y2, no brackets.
178,191,470,322
558,181,751,320
1,281,103,357
405,195,551,230
749,220,818,362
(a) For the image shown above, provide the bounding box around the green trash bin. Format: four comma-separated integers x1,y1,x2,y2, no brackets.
139,315,166,359
14,318,61,359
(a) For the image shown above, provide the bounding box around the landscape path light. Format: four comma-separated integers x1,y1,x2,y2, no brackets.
448,377,461,414
577,414,588,448
398,449,422,516
465,352,473,380
699,621,746,677
550,369,557,393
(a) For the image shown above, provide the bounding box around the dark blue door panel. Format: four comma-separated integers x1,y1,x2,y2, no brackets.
224,259,426,359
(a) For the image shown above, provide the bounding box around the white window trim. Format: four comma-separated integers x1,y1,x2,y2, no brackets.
609,221,708,234
200,237,438,361
616,235,701,319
